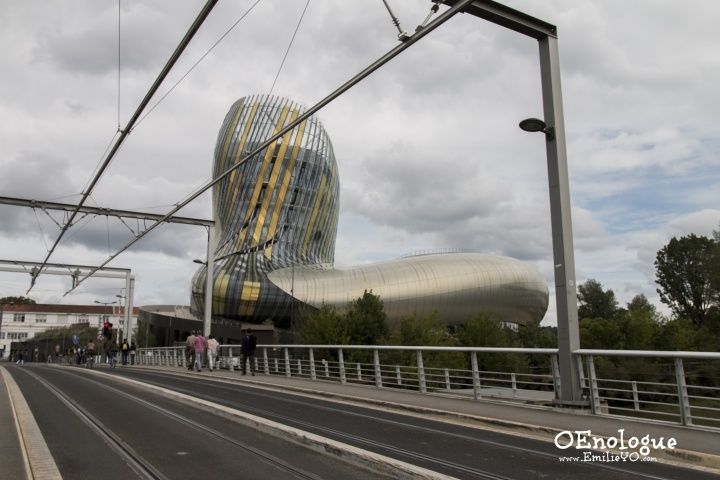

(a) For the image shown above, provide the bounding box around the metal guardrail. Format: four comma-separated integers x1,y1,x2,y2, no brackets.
136,345,720,430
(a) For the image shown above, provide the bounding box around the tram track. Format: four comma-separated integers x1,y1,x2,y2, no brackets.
17,366,364,480
20,368,167,480
100,367,684,480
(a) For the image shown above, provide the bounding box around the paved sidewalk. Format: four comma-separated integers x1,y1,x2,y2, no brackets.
0,367,27,480
133,364,720,465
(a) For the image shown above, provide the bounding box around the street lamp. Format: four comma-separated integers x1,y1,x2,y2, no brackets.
519,118,555,140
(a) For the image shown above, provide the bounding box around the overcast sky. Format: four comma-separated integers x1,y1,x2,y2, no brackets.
1,0,718,325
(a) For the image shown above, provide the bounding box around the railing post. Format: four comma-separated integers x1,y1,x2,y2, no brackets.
229,347,234,371
444,368,450,390
551,355,561,400
338,349,346,384
632,381,640,411
181,348,186,368
356,363,362,381
254,357,259,372
322,358,329,377
675,358,693,426
511,373,517,397
309,349,316,380
471,352,480,400
586,355,601,414
417,350,426,394
274,358,279,373
576,355,586,389
297,359,302,376
396,365,402,385
374,349,382,388
284,348,291,377
263,348,270,375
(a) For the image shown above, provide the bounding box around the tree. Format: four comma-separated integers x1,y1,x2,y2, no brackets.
577,279,619,320
298,304,344,345
0,296,36,304
655,234,716,326
344,290,388,345
620,295,660,350
457,314,526,372
579,318,624,349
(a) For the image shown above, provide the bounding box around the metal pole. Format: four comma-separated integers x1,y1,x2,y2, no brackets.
203,226,214,337
539,35,582,404
65,0,475,293
29,0,219,293
124,273,131,344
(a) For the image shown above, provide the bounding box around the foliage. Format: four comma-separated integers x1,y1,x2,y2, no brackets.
0,296,36,305
456,314,528,373
298,304,344,345
655,234,716,326
344,290,388,345
32,324,97,344
385,312,464,370
577,279,619,320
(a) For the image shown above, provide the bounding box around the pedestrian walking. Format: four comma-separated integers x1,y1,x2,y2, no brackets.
108,341,119,368
193,331,206,372
86,340,96,368
121,340,130,365
186,331,196,370
129,342,136,365
206,335,219,372
15,351,24,365
241,328,257,376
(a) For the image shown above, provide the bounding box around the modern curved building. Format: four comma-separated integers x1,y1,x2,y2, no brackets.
192,94,548,326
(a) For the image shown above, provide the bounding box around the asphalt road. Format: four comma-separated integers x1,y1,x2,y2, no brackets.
7,364,392,480
6,364,719,480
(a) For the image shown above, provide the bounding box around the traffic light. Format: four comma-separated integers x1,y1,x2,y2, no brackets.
103,322,112,339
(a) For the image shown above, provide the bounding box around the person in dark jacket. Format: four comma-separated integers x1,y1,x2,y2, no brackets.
240,329,257,376
121,340,130,365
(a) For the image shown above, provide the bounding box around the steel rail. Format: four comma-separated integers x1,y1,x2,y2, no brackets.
64,0,476,295
20,368,167,480
56,369,324,480
29,0,219,293
114,369,677,480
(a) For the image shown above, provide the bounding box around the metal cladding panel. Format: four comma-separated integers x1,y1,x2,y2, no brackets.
193,95,549,326
192,95,339,321
267,253,549,325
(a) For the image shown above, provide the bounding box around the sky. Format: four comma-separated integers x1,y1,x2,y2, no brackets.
0,0,718,325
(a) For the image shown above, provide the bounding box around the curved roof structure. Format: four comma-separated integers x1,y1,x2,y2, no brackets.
268,252,548,325
191,95,549,326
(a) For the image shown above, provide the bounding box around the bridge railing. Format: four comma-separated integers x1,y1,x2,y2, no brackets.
136,345,720,429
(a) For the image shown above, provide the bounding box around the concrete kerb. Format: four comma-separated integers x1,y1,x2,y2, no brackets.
128,365,720,474
1,366,63,480
80,367,456,480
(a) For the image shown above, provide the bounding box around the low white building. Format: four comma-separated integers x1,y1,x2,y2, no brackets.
0,304,139,359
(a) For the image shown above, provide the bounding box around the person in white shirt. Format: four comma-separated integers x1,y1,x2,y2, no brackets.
206,335,219,372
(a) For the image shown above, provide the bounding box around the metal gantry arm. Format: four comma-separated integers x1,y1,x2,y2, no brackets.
63,0,476,295
0,196,214,227
28,0,219,293
442,0,582,404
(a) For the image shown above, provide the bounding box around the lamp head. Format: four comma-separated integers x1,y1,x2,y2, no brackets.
519,117,555,140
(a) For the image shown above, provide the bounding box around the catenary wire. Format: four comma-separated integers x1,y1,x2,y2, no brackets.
269,0,311,96
28,0,220,295
64,0,473,296
134,0,263,129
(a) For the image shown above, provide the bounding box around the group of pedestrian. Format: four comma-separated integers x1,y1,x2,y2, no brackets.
184,328,256,374
120,340,137,365
186,330,218,372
